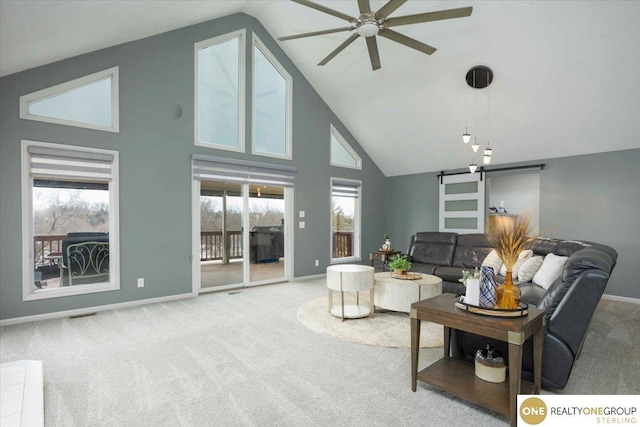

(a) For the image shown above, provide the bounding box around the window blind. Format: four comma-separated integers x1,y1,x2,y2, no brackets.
192,154,296,187
331,179,360,198
28,145,114,181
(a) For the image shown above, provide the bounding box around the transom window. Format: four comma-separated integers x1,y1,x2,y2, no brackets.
252,34,292,159
330,125,362,169
22,140,120,300
330,178,361,263
195,29,246,152
19,67,119,133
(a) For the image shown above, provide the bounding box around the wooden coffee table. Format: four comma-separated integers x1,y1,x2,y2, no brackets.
410,293,545,427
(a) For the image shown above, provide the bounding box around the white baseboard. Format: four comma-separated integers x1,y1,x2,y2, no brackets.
292,273,326,282
0,293,194,326
601,293,640,304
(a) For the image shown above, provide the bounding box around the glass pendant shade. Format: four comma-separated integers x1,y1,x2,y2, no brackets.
469,160,478,173
463,129,471,144
471,141,479,152
484,146,492,164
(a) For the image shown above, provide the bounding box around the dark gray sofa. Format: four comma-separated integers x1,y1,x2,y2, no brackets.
405,231,618,389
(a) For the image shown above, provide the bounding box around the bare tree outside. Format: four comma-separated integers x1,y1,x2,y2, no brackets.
33,188,109,236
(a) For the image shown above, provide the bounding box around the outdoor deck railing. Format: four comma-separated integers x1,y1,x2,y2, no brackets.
34,234,65,266
201,231,243,261
333,231,354,258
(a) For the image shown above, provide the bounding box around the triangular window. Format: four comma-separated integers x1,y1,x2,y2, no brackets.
330,125,361,169
20,67,119,132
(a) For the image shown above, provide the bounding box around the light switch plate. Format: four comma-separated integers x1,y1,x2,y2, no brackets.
299,211,305,218
299,221,305,229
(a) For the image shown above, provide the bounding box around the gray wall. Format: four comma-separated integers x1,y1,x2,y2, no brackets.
0,13,386,320
384,149,640,299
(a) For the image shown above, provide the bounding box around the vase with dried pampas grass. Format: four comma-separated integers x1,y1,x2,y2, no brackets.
486,213,538,309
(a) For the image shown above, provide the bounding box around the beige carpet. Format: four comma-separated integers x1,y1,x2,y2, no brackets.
297,295,444,348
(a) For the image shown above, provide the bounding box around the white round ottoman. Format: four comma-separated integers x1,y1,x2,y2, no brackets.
326,264,375,320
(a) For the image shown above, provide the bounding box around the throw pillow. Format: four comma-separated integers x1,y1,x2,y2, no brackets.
518,256,544,282
499,249,533,277
533,253,569,290
481,249,503,275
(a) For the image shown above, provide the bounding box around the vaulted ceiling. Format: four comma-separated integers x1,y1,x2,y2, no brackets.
2,1,639,176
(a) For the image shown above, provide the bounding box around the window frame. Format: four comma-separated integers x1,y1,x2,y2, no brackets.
194,29,246,152
330,177,362,264
21,140,120,301
330,125,362,170
19,67,119,133
251,33,293,160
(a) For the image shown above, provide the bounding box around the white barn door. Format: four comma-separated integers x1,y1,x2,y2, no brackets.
439,173,485,234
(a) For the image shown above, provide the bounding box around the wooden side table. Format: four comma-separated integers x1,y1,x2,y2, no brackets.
369,250,400,271
410,293,545,427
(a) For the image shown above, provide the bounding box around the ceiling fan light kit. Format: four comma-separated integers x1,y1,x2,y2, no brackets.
279,0,473,71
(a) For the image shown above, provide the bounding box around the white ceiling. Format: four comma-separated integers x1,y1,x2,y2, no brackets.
2,1,639,176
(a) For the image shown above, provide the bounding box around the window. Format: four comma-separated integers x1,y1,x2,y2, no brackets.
195,30,245,151
19,67,119,132
331,178,361,262
252,34,292,159
21,140,120,301
330,125,362,169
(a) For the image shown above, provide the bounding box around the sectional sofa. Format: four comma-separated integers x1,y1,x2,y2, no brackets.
405,231,618,389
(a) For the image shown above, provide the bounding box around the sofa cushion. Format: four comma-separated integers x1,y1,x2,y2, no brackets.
499,250,533,277
409,263,439,275
556,240,592,257
433,266,465,283
562,248,615,283
518,256,544,282
518,282,547,306
481,250,503,276
452,233,492,268
533,253,568,289
531,238,560,256
409,232,457,266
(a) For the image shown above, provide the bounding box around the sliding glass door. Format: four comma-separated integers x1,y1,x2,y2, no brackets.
199,181,244,289
195,180,290,292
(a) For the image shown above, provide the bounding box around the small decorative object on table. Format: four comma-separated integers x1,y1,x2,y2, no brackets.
479,266,498,308
475,344,506,383
388,254,411,275
380,234,392,252
459,268,480,306
487,213,537,309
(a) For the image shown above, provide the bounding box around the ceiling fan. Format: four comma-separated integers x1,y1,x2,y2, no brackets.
278,0,472,71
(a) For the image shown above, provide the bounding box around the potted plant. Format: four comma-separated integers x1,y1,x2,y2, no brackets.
388,254,411,275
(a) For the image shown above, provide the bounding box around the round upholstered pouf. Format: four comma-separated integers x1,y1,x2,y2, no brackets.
326,264,375,319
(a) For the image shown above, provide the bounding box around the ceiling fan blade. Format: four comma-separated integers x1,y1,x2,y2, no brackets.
375,0,407,20
366,36,381,71
379,29,436,55
318,34,360,66
279,27,353,41
387,6,473,27
291,0,355,22
358,0,371,14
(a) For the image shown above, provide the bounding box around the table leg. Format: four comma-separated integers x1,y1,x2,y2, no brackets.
411,316,420,392
443,326,451,358
369,288,374,318
340,291,345,322
508,343,523,427
327,288,332,313
533,326,544,393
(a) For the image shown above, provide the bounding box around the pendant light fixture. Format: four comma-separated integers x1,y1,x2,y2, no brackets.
469,156,478,173
483,68,493,165
462,79,471,143
465,66,494,168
